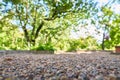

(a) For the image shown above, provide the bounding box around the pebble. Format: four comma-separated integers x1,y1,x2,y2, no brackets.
108,74,117,80
116,74,120,80
60,75,68,80
95,75,104,80
0,76,3,80
0,52,120,80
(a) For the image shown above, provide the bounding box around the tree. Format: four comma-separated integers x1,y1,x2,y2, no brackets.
94,6,113,50
108,14,120,48
0,17,24,49
95,0,120,49
1,0,98,47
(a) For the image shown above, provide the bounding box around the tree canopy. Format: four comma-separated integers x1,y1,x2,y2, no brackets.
0,0,120,50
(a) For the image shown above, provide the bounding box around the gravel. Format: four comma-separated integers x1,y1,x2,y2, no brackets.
0,52,120,80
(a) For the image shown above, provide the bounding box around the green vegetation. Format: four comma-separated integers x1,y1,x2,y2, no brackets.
0,0,120,51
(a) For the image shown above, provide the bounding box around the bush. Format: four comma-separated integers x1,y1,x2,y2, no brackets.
32,43,55,51
0,46,6,50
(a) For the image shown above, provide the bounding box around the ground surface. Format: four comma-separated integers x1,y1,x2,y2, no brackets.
0,52,120,80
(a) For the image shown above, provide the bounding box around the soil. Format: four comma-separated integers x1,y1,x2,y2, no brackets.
0,51,120,80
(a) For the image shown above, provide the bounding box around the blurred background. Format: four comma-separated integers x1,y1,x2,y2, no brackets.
0,0,120,51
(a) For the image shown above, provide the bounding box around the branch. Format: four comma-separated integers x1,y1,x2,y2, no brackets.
35,21,44,39
31,7,37,36
44,10,57,21
15,5,29,41
44,10,72,21
0,14,14,21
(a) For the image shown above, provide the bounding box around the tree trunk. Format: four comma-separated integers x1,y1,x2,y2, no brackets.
102,33,105,50
35,21,44,39
25,21,44,46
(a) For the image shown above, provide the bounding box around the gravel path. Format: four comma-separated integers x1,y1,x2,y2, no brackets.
0,52,120,80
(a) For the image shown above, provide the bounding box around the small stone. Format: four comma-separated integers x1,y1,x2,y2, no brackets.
44,73,54,78
79,73,89,80
87,66,93,71
108,74,117,80
33,75,43,80
116,74,120,80
73,78,78,80
67,71,74,78
50,76,59,80
56,70,65,75
0,76,3,80
4,77,19,80
95,75,104,80
60,75,68,80
4,57,13,61
78,76,83,80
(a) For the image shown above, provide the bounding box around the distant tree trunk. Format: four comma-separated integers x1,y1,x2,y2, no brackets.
102,33,105,50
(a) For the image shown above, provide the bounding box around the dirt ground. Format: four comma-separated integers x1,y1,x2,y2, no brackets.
0,51,120,80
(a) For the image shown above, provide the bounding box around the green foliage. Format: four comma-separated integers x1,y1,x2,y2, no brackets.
97,5,120,50
106,16,120,48
53,36,100,51
0,18,28,50
3,0,24,4
0,46,6,50
32,43,55,51
2,0,119,51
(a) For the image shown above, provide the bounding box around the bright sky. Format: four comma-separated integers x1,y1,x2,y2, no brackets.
97,0,120,14
71,0,120,43
99,0,108,3
112,4,120,14
70,22,104,43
